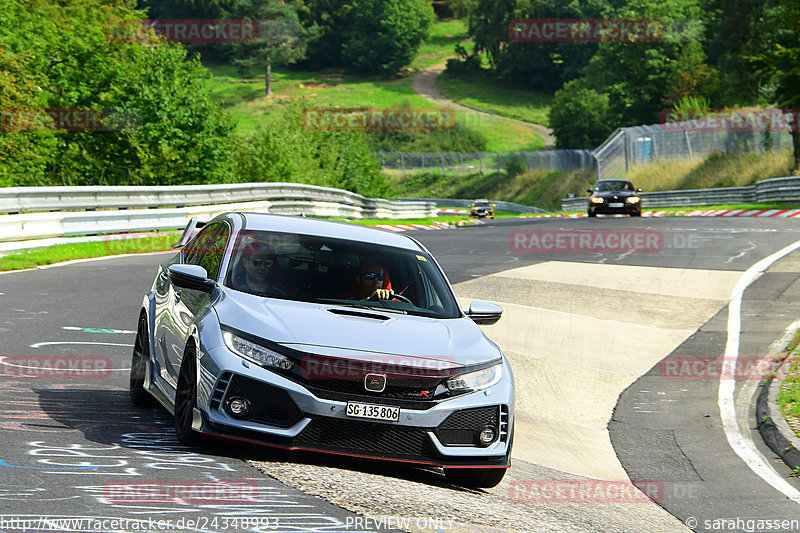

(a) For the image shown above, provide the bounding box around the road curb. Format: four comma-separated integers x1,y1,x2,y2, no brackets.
756,358,800,472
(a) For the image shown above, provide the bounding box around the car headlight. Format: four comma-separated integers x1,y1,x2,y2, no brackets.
222,331,294,371
447,364,503,393
626,196,640,204
590,197,604,204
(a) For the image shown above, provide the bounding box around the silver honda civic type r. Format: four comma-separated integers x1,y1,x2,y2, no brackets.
130,212,514,487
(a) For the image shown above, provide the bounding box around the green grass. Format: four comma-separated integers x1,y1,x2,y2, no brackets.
410,18,471,72
0,235,177,272
0,216,487,272
202,19,543,151
436,71,552,126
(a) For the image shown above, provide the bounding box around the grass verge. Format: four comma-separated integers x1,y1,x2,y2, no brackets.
0,215,498,272
436,71,552,126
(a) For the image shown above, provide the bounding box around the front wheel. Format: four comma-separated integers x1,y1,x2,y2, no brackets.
174,346,204,446
587,211,597,217
445,467,507,488
130,314,155,407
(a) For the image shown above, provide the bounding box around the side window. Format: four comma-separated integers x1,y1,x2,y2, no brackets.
199,224,230,280
183,224,218,266
183,223,230,281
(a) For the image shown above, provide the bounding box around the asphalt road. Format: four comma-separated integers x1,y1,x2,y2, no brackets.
1,216,800,532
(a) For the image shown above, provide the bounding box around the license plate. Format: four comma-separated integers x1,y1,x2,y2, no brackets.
345,402,400,422
609,202,624,208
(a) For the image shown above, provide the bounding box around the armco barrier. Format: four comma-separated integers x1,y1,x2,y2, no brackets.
0,184,437,251
561,175,800,212
0,183,435,217
396,198,547,214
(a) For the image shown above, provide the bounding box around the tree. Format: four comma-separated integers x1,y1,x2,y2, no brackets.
0,0,237,186
464,0,608,91
548,80,613,149
582,0,712,125
339,0,434,75
228,0,319,96
754,0,800,170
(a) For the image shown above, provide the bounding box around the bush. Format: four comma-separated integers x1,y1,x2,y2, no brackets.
236,102,391,198
503,154,527,177
0,0,237,187
340,0,434,75
548,80,614,149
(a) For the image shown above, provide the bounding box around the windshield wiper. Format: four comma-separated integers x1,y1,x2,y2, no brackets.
313,298,408,314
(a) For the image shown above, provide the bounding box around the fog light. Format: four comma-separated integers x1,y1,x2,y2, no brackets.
477,426,496,446
226,397,251,418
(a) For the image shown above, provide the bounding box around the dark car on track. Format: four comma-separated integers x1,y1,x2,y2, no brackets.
129,212,515,488
587,179,642,217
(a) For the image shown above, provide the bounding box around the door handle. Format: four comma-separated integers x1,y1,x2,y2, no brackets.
174,290,182,303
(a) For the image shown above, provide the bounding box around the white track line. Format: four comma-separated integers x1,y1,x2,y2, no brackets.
718,239,800,503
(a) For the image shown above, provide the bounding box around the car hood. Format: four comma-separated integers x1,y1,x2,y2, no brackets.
214,291,501,366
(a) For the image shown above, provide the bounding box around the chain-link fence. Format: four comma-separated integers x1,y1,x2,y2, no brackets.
376,150,596,176
378,121,793,179
594,124,793,179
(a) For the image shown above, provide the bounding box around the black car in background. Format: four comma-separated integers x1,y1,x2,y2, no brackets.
587,180,642,217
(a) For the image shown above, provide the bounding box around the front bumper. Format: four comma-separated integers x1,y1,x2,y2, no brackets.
194,345,514,468
589,203,640,215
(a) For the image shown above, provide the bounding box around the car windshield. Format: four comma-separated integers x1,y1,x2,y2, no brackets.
474,200,490,206
594,181,634,192
224,230,461,319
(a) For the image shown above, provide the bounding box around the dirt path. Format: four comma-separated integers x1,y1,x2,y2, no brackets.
411,61,555,149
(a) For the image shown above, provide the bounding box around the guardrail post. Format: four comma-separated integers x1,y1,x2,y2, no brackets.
400,152,405,175
440,152,445,175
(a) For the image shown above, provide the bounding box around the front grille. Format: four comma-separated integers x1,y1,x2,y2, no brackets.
225,374,303,428
434,406,499,446
295,417,436,459
308,378,438,401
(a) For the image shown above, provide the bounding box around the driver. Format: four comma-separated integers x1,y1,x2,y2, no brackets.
338,258,394,300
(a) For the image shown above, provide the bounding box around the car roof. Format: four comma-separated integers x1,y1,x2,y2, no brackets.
231,212,425,252
596,179,633,183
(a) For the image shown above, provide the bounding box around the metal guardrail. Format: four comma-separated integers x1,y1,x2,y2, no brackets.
396,198,547,214
0,183,433,215
0,183,437,251
561,175,800,212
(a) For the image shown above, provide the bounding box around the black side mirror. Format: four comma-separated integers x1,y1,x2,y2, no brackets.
168,264,215,293
636,187,643,192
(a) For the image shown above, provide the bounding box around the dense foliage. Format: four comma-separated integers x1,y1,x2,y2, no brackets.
452,0,796,154
0,0,390,195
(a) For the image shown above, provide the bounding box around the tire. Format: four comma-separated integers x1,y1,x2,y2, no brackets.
130,314,155,407
587,211,597,217
631,211,641,217
445,467,507,488
175,346,204,446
